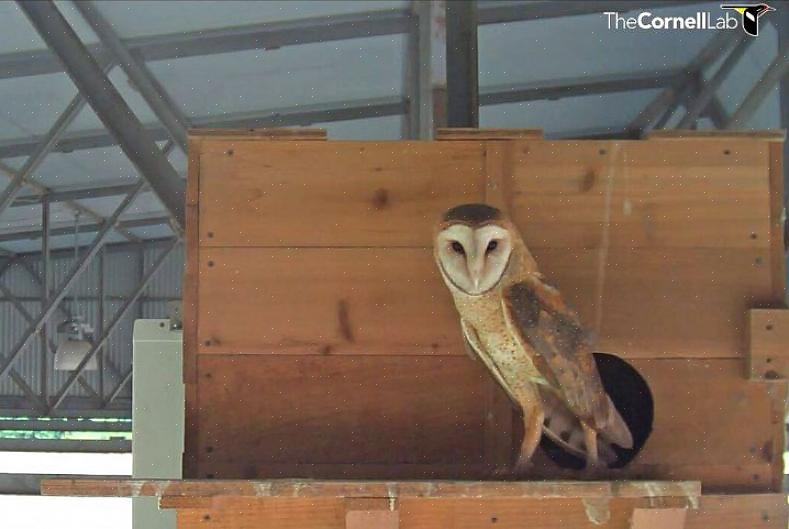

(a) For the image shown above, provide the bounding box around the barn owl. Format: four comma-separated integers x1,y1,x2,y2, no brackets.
433,203,633,473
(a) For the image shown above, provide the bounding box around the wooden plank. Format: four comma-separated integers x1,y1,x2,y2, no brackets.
195,355,491,477
396,494,786,529
40,478,698,499
198,141,485,247
767,142,785,301
766,382,786,491
631,508,688,529
514,360,777,491
687,494,787,528
748,309,789,380
435,128,543,140
186,357,773,488
196,248,771,358
482,141,514,213
195,139,772,250
346,509,399,529
177,497,344,529
188,128,327,140
614,359,775,490
172,494,786,529
647,130,785,142
509,141,771,250
197,248,463,356
183,136,202,478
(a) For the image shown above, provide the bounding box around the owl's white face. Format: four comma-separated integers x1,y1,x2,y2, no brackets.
436,224,513,295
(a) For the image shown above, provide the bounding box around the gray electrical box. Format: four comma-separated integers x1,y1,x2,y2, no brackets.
132,319,184,529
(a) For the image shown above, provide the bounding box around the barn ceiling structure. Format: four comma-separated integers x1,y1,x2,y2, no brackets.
0,0,786,453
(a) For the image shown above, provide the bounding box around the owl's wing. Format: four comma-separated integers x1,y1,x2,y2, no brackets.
501,275,633,448
460,319,520,406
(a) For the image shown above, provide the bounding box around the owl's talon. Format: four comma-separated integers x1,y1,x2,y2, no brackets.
512,456,534,478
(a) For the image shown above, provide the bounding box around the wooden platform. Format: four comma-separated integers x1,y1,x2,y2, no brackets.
41,478,789,528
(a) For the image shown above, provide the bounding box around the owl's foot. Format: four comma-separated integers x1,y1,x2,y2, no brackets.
511,455,534,478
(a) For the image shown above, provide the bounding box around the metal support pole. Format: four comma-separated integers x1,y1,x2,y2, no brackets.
50,239,180,412
403,2,420,139
41,194,50,405
18,0,186,233
726,43,789,129
779,11,789,254
73,1,190,152
446,0,478,127
0,181,146,386
678,35,752,129
97,246,105,400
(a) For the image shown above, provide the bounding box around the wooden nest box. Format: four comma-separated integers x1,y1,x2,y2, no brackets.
49,128,788,528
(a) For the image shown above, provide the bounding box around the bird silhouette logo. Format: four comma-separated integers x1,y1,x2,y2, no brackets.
721,3,776,36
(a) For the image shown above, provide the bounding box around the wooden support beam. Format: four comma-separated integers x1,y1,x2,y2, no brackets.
748,309,789,380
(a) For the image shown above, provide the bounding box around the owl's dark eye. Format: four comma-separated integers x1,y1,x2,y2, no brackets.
486,240,498,253
451,241,465,255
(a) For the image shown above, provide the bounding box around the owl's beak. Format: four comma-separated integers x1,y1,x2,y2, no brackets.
469,253,485,290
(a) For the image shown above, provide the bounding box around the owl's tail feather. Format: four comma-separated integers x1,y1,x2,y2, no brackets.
600,396,633,449
540,390,628,465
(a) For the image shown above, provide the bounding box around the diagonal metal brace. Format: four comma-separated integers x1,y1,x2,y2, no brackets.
49,238,180,412
0,181,146,387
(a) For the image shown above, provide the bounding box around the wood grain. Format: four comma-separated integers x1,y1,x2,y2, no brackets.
198,141,485,247
195,355,491,477
171,494,787,529
189,356,773,489
183,137,202,478
40,478,699,499
647,130,785,142
767,142,785,300
748,309,789,380
509,141,771,250
197,248,463,356
196,247,771,358
196,139,771,250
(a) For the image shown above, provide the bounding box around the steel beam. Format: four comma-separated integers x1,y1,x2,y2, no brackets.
18,0,186,233
0,418,130,432
0,96,407,159
476,1,710,25
0,66,686,161
0,215,172,244
2,279,99,406
49,238,180,412
0,3,718,82
0,181,145,387
446,0,478,127
13,183,142,207
103,368,132,408
0,92,86,219
481,69,686,107
98,246,105,400
74,1,190,151
726,42,789,129
0,396,130,417
678,35,752,129
41,194,50,404
0,439,130,452
0,278,52,411
0,8,414,80
628,31,740,135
